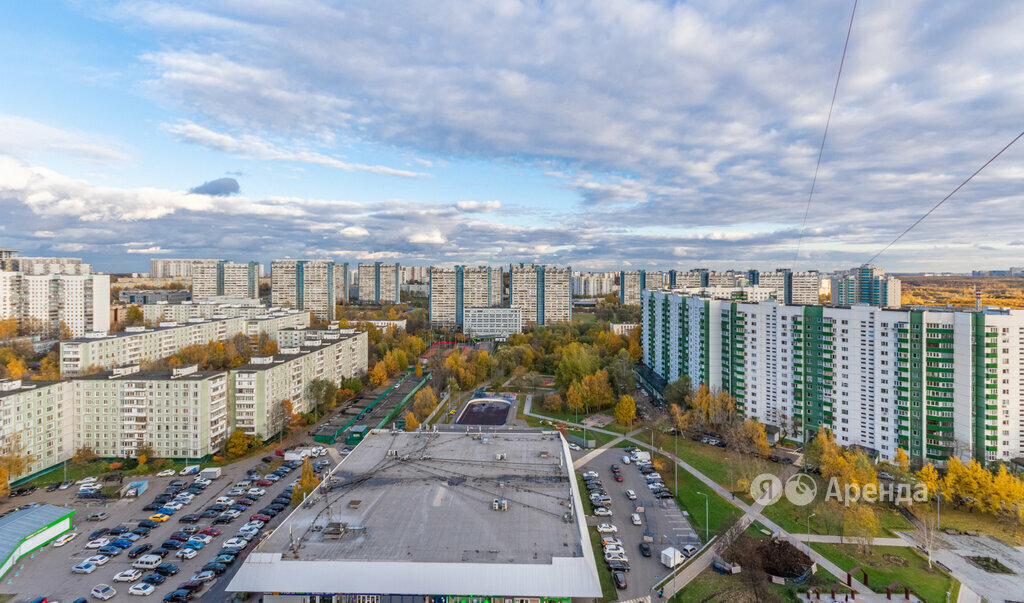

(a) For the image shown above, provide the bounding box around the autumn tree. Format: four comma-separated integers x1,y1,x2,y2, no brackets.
0,433,31,497
735,419,770,457
369,362,388,387
404,411,420,431
669,403,695,433
614,394,637,426
125,306,145,327
414,363,423,378
566,381,584,412
916,463,940,501
554,342,600,389
294,457,320,503
412,387,439,421
0,318,17,341
542,393,564,413
663,376,692,408
226,429,254,458
894,447,911,474
308,379,338,416
72,445,99,466
580,370,615,410
843,503,879,556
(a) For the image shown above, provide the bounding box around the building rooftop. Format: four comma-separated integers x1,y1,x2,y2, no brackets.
0,505,74,569
232,338,355,371
0,379,63,398
77,365,224,381
228,429,601,597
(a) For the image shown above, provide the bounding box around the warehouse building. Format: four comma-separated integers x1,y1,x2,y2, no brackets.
228,430,602,601
0,505,75,579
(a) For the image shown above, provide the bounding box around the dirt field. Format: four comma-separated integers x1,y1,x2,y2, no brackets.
901,275,1024,309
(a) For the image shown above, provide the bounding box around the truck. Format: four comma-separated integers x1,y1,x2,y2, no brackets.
179,464,201,476
632,451,652,462
284,449,312,462
661,547,685,569
199,467,222,480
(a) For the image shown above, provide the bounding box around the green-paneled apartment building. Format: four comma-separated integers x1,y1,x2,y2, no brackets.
642,290,1024,467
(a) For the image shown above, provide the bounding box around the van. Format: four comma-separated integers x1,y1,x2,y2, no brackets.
132,554,162,570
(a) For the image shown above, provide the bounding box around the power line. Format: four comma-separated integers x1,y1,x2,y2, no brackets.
865,128,1024,265
793,0,859,266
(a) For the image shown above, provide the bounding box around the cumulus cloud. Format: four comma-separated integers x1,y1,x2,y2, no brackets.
0,114,130,163
189,177,240,196
455,200,500,213
339,225,369,238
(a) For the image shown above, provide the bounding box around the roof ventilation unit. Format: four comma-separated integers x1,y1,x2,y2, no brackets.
492,499,508,511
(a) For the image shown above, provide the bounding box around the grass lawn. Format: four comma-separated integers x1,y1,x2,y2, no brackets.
670,566,850,602
655,434,787,495
811,543,953,602
531,408,634,434
915,502,1024,546
566,427,618,448
575,475,617,601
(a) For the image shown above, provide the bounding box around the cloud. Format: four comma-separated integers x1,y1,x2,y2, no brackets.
408,229,448,245
339,225,369,238
0,114,130,163
189,177,240,196
126,246,173,254
165,121,431,178
455,200,500,213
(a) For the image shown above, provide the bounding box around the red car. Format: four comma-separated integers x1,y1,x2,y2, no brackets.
256,479,273,487
250,514,271,522
199,527,221,537
614,473,624,482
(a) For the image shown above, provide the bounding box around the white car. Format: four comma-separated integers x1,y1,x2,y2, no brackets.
567,442,581,451
264,474,280,482
625,489,637,500
604,551,629,562
604,544,625,555
163,501,184,511
601,537,622,547
596,523,617,533
631,513,642,526
223,537,248,548
681,544,698,557
86,538,110,549
78,476,99,484
582,471,598,479
188,534,213,544
621,455,631,464
128,583,156,596
238,527,259,539
72,562,97,574
175,548,198,560
86,554,110,566
222,509,241,518
247,488,266,497
593,507,612,517
157,469,176,477
194,478,211,486
79,484,102,493
227,488,246,496
54,532,78,547
215,497,235,505
114,569,143,582
91,584,116,600
244,520,265,530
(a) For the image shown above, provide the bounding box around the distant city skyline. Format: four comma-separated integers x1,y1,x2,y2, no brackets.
2,2,1023,272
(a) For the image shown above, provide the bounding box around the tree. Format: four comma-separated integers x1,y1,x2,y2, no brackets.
614,394,637,426
916,463,940,501
35,350,60,380
414,363,423,378
663,376,692,408
404,411,420,431
894,447,911,474
369,362,388,387
843,503,879,556
58,321,73,341
566,381,584,412
580,370,615,410
412,387,439,421
136,442,154,469
736,419,770,457
554,342,600,389
308,379,338,416
294,457,320,503
226,429,254,458
542,393,564,413
5,358,27,379
606,349,636,395
0,433,31,497
72,445,99,466
125,306,145,327
0,318,17,341
804,428,840,470
669,403,696,433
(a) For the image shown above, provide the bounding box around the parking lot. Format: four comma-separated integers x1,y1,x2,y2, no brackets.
573,446,701,597
1,456,307,602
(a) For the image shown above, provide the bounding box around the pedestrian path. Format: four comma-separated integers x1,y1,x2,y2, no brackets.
790,534,908,546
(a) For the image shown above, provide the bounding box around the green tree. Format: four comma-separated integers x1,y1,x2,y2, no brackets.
125,306,145,327
554,342,600,389
308,379,338,416
606,349,636,395
663,375,692,408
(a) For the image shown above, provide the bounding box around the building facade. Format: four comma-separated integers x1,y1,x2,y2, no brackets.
428,266,503,328
119,289,192,305
0,379,74,483
462,306,523,339
141,299,266,323
0,272,110,337
753,269,820,305
510,264,572,326
271,259,336,321
572,272,616,297
334,263,351,304
1,256,91,275
642,289,1024,466
60,311,309,376
230,331,368,439
619,270,662,305
832,264,902,308
192,260,260,300
149,258,214,279
358,262,401,304
73,364,229,458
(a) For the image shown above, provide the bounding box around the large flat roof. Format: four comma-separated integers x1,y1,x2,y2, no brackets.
228,429,601,596
0,505,74,568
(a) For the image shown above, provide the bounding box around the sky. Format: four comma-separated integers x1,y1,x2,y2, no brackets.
1,1,1023,274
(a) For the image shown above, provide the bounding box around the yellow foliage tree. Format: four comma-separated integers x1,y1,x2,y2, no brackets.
738,419,770,457
414,363,423,378
370,362,388,387
843,503,880,556
6,358,27,379
0,434,31,497
294,457,320,503
614,395,637,426
916,463,939,501
0,318,17,341
404,411,420,431
894,447,911,474
226,429,253,458
566,382,584,411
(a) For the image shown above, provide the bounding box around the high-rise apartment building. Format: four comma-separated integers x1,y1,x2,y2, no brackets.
572,272,616,297
271,259,336,321
192,260,261,299
643,290,1024,466
509,264,572,326
751,269,821,305
334,264,351,304
0,272,110,337
0,256,91,275
619,270,663,305
74,364,229,458
150,258,214,278
832,264,902,308
401,265,430,284
427,266,503,328
230,331,368,439
357,262,400,304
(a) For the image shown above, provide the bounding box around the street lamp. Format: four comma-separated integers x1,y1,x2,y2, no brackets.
807,512,816,540
696,491,709,544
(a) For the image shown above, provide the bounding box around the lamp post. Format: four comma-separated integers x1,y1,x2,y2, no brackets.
807,512,816,540
696,491,709,543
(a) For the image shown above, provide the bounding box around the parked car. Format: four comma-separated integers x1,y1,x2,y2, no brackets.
87,512,109,522
128,544,153,558
199,527,221,537
86,538,110,549
128,583,156,596
86,555,110,566
639,542,652,557
153,563,180,576
175,548,198,560
91,584,116,600
114,569,143,583
593,507,612,517
162,590,193,602
72,562,98,574
596,523,617,533
54,532,79,547
612,570,627,589
142,574,166,585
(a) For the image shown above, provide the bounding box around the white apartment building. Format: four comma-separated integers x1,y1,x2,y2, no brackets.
4,256,91,275
509,264,572,326
0,379,74,483
192,260,260,300
141,299,266,323
462,307,523,339
619,270,663,305
428,266,503,328
60,311,310,376
643,289,1024,466
334,264,351,303
401,265,430,284
150,258,213,279
230,331,368,439
271,259,336,321
73,364,228,458
0,272,110,337
357,262,400,304
572,272,616,297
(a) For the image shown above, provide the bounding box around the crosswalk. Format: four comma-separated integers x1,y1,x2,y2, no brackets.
616,596,651,603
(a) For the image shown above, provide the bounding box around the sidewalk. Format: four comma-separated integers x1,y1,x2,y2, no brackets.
790,534,909,546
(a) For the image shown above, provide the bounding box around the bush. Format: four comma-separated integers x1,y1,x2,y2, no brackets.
108,461,124,470
212,456,225,463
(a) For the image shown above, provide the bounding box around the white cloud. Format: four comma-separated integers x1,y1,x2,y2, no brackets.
0,114,130,163
455,200,501,213
339,225,369,238
408,229,448,245
126,246,172,254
